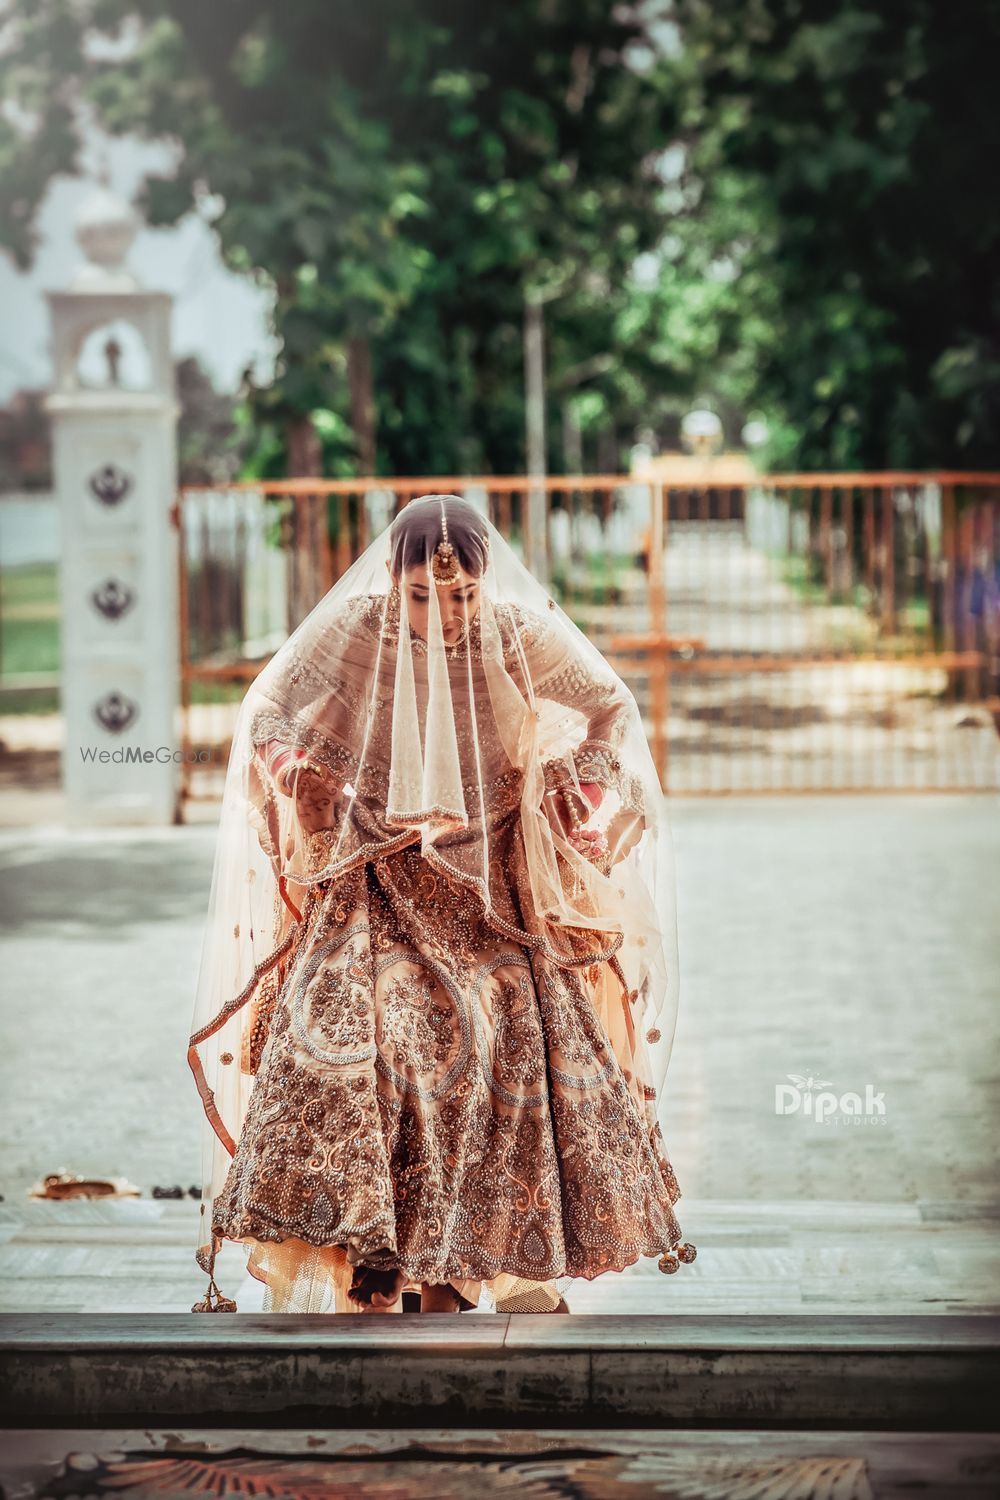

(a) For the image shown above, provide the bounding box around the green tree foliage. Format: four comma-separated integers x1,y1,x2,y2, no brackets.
668,0,1000,469
0,0,679,476
176,354,248,484
3,2,996,475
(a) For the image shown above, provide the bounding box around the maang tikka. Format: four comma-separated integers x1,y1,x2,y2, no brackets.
430,501,461,586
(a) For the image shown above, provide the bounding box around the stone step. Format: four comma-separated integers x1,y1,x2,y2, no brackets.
3,1313,998,1432
3,1198,999,1317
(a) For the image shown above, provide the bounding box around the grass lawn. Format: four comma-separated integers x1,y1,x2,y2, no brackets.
1,563,60,713
551,549,637,607
777,552,933,642
1,563,60,673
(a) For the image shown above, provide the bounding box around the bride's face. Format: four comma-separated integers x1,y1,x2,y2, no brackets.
387,558,482,642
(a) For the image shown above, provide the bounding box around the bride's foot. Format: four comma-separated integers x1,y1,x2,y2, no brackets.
347,1265,405,1312
420,1280,463,1313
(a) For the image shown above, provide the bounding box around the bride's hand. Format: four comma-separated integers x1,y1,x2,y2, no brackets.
292,764,343,834
566,826,610,861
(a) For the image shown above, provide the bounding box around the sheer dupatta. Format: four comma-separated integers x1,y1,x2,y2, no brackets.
188,499,681,1299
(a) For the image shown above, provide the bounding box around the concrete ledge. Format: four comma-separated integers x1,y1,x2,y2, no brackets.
3,1315,998,1432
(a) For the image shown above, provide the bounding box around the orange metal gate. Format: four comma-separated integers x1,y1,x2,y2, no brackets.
175,473,1000,812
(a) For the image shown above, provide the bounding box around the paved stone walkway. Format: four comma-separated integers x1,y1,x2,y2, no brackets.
1,794,997,1313
657,522,1000,791
1,1195,995,1315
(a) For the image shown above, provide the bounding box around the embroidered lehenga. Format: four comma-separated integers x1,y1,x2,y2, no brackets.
188,495,695,1313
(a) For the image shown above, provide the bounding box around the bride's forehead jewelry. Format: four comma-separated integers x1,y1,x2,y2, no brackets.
430,500,462,586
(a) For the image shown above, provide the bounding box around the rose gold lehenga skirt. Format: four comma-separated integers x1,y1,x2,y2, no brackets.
210,839,683,1313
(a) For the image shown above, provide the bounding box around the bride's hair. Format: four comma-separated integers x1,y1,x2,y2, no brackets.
389,494,490,579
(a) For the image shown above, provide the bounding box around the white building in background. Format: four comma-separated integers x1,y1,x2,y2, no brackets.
44,182,181,825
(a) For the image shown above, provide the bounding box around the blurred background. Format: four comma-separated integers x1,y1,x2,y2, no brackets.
0,1,997,1321
1,0,998,807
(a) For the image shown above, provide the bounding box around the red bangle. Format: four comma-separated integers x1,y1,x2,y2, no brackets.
259,740,336,797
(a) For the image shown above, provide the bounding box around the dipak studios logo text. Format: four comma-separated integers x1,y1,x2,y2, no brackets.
775,1071,888,1126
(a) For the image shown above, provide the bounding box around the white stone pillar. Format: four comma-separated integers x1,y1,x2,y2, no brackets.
43,181,181,824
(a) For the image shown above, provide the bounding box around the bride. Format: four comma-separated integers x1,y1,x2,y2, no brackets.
188,494,695,1314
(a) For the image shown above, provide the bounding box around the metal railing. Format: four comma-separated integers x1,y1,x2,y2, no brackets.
175,473,1000,808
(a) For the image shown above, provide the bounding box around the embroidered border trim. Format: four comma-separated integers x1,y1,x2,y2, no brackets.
251,707,358,790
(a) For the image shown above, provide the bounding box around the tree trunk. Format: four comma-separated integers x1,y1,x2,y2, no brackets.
523,291,549,586
596,424,618,475
347,331,377,476
562,397,583,475
285,412,324,627
287,412,323,478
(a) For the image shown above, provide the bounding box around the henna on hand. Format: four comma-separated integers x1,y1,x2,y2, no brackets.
567,826,610,862
292,764,343,834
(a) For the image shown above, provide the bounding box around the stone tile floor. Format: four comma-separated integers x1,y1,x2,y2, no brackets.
1,1196,997,1314
0,794,997,1315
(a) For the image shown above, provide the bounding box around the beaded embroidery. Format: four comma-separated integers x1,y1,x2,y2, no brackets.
195,571,690,1302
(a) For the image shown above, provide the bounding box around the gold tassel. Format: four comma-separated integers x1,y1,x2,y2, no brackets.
191,1275,238,1313
658,1241,697,1274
